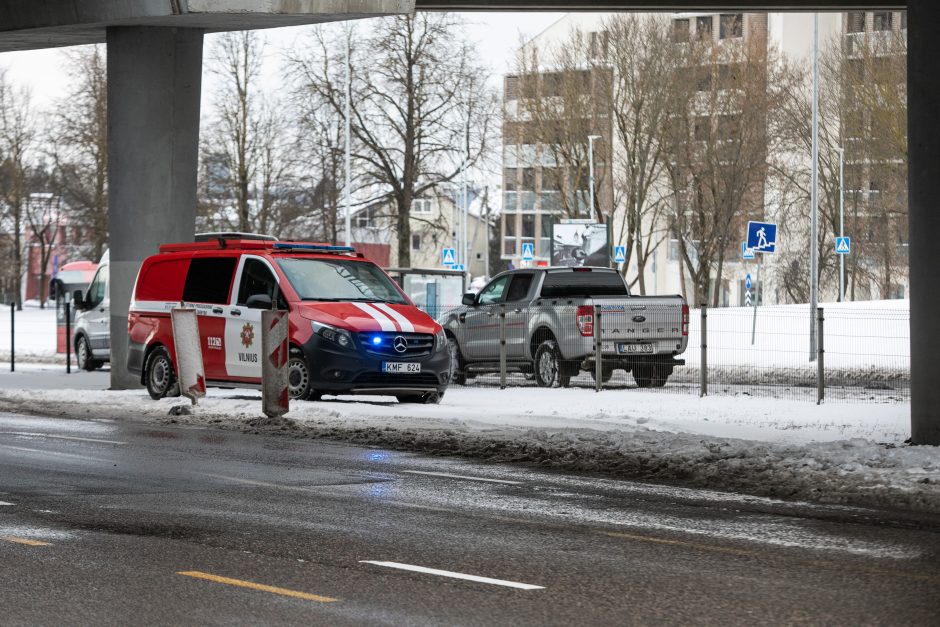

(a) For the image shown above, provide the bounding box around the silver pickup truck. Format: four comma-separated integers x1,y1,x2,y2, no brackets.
440,267,688,388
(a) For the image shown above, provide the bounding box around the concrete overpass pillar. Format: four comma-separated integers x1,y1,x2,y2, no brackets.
107,27,204,390
908,1,940,445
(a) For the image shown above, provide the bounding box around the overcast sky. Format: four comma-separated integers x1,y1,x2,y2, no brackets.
0,12,568,110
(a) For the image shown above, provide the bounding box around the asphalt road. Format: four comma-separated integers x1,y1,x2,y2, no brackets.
1,411,938,626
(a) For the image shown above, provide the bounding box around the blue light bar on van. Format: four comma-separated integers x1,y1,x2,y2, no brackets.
272,243,356,253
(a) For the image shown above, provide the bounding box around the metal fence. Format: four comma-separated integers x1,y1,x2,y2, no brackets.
436,301,911,403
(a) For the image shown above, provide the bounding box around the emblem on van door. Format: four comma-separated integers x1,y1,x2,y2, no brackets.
393,336,408,353
632,315,647,323
240,322,255,348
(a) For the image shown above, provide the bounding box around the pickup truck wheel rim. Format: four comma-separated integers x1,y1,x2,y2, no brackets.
539,350,557,383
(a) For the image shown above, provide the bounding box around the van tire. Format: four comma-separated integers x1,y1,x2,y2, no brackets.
75,335,101,371
145,346,180,400
288,354,319,401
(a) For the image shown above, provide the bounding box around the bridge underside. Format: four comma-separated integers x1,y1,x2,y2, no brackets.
0,0,936,445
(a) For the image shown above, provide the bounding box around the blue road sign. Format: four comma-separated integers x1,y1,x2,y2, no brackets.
745,273,752,291
613,245,626,264
746,221,777,254
835,236,851,255
742,242,755,260
452,263,465,271
521,242,535,261
442,248,456,265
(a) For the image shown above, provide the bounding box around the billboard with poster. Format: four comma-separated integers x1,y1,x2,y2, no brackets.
550,220,610,267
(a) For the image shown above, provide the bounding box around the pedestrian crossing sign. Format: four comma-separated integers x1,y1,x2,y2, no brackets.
521,242,535,261
442,248,456,265
835,237,851,255
614,246,626,264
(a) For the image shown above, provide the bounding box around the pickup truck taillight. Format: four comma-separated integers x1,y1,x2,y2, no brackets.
576,305,594,337
682,304,689,336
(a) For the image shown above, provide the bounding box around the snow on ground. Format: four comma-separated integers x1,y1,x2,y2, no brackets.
0,303,63,362
0,370,936,513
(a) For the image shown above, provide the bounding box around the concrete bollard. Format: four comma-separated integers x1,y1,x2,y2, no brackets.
261,309,290,418
170,307,206,405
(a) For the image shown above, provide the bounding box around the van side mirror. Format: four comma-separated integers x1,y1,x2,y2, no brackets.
461,292,477,306
72,290,85,310
246,294,273,310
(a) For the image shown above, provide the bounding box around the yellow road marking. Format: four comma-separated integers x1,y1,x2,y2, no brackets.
177,571,338,603
0,536,50,547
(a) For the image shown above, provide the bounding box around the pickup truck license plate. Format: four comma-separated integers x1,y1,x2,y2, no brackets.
382,362,421,374
617,343,654,355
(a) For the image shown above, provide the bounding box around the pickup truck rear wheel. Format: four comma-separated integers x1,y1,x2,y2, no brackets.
633,365,670,388
534,339,570,388
590,366,614,384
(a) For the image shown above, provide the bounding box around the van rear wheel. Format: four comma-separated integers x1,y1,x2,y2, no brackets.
145,346,180,400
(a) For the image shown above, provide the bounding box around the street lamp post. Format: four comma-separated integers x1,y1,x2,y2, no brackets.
344,26,352,248
810,13,819,361
837,146,845,302
588,135,602,217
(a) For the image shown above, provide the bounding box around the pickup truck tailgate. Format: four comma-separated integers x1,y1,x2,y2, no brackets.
595,299,687,354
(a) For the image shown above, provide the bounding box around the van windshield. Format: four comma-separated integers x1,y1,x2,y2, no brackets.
277,258,409,305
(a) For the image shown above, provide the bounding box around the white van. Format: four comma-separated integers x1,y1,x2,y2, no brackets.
73,250,109,370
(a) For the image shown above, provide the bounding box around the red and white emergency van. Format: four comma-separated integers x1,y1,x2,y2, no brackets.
127,235,451,404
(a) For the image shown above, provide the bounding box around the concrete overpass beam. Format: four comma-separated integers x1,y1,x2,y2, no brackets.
909,0,940,445
107,26,204,390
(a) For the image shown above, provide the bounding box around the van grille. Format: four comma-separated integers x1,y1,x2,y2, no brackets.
358,332,434,358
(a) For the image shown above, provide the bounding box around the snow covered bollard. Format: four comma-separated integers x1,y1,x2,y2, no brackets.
170,307,206,405
261,309,289,418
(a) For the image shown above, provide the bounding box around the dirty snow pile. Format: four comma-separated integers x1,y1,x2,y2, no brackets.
0,379,936,512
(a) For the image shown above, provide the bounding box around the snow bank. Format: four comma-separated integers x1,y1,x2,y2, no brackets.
1,382,936,513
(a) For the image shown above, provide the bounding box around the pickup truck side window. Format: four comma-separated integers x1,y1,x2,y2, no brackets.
505,274,533,302
540,271,629,298
477,276,510,305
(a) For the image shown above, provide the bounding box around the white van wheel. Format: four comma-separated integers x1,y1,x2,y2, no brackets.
76,335,100,371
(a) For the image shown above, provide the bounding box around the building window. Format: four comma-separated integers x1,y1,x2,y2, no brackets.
503,191,517,213
847,11,865,34
503,214,517,257
411,233,421,251
411,198,432,214
872,11,892,31
696,16,713,41
505,75,519,100
354,208,375,229
901,11,907,30
589,30,609,59
673,19,690,43
719,14,743,39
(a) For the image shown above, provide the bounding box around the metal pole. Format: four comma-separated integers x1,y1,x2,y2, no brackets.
700,305,707,397
838,146,845,302
588,135,601,216
9,302,14,372
499,304,507,389
751,258,760,345
594,305,603,392
817,307,825,404
810,13,819,361
65,301,71,374
463,176,469,272
344,26,352,248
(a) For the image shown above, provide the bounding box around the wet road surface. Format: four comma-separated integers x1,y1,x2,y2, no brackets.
0,411,938,625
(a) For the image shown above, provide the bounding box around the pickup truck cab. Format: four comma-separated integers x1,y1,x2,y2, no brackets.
440,267,687,388
127,235,450,404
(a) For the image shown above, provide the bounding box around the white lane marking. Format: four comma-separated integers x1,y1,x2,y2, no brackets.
359,561,544,590
0,432,126,445
352,302,396,331
0,501,13,506
402,470,522,485
373,303,415,332
0,444,112,463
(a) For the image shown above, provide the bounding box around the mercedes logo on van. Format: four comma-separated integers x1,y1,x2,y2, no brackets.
632,315,647,323
393,336,408,353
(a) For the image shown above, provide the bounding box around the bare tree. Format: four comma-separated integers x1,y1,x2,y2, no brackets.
201,31,295,236
0,70,37,310
289,14,497,267
50,46,108,261
24,168,63,308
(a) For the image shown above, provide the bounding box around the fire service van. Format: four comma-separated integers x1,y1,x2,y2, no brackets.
127,234,451,404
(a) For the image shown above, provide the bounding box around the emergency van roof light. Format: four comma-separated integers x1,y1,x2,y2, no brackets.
195,232,278,242
272,243,357,253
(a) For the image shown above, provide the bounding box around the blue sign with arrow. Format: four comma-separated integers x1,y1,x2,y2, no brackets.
746,221,777,254
745,273,752,291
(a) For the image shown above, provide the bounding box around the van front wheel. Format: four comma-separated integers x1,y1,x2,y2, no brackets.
145,346,180,400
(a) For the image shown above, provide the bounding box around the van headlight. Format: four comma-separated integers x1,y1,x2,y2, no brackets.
435,330,447,352
312,321,354,349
